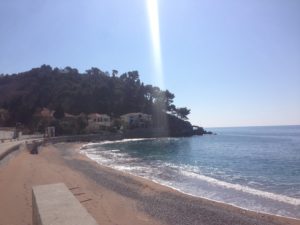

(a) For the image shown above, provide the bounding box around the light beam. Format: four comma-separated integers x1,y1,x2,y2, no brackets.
147,0,164,88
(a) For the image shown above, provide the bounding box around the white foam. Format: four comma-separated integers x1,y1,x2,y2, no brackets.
180,170,300,206
81,137,179,148
145,178,300,220
80,142,98,148
159,162,300,206
98,138,156,145
111,149,120,152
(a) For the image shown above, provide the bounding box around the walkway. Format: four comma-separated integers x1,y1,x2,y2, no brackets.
0,141,25,159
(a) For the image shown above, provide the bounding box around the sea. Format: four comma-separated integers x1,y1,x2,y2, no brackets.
80,125,300,219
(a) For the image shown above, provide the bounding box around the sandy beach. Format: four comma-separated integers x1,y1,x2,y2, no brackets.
0,142,299,225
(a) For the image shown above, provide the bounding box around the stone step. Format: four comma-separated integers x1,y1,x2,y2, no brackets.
32,183,99,225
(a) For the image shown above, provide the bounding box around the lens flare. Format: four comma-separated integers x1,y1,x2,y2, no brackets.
147,0,164,88
147,0,169,132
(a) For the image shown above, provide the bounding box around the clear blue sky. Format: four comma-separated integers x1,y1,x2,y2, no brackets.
0,0,299,127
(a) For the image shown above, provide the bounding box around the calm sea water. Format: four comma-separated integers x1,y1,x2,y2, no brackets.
80,125,300,218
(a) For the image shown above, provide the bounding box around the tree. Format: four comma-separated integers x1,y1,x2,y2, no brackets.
175,107,190,120
0,108,10,126
112,70,118,77
53,105,65,119
0,65,192,131
86,67,102,76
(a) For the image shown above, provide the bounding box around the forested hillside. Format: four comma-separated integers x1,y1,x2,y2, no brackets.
0,65,190,127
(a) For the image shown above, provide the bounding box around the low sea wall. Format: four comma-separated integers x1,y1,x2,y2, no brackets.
123,127,169,138
0,142,22,161
21,134,44,140
45,128,170,144
46,132,123,144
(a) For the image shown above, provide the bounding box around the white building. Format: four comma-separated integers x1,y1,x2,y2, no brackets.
0,127,17,140
87,113,111,131
120,113,152,129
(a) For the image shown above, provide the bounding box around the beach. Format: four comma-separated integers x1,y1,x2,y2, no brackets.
0,142,299,225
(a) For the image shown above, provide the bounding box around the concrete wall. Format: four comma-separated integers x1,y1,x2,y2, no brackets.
32,183,99,225
46,132,123,144
21,134,44,140
123,127,169,138
0,141,22,161
45,128,170,145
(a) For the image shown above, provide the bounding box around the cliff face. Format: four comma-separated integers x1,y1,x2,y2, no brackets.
166,114,212,137
121,114,194,138
167,114,193,137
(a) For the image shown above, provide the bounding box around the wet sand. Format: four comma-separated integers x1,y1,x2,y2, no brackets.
0,142,299,225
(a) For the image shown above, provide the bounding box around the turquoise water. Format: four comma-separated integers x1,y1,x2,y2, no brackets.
81,125,300,218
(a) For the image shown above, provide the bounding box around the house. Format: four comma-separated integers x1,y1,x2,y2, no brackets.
87,113,111,131
33,108,55,123
39,108,54,118
65,113,76,118
0,127,17,141
120,113,152,129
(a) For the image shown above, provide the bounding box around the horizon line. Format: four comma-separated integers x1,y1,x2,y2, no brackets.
204,124,300,129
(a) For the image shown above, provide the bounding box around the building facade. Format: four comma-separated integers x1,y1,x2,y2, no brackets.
87,113,111,132
0,127,17,140
120,113,152,129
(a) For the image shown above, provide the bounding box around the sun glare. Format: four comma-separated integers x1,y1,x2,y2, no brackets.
147,0,164,88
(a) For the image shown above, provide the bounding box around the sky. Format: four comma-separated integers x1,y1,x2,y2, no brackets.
0,0,299,127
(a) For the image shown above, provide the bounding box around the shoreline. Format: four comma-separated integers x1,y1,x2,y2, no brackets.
80,139,300,220
112,165,300,221
70,142,300,225
0,141,299,225
82,149,300,221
